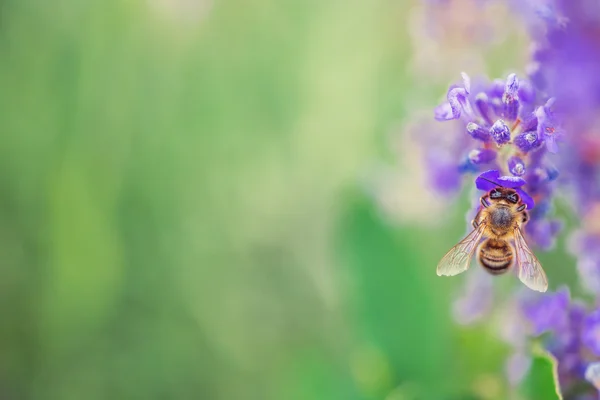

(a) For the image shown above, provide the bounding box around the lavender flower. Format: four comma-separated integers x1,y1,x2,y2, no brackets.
394,1,600,396
432,72,563,248
510,0,600,289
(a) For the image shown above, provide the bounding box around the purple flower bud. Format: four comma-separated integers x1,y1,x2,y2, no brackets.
518,79,535,104
503,74,520,122
474,93,493,125
448,88,467,119
583,310,600,356
504,73,519,97
468,149,497,165
466,122,490,141
488,79,505,98
490,119,511,145
514,130,541,152
504,97,520,122
508,156,526,176
520,113,538,132
547,166,560,181
434,102,454,121
461,72,471,93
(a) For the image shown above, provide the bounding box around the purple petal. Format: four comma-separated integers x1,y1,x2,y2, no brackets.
497,175,526,188
448,87,470,119
515,188,535,210
461,72,471,93
545,135,559,153
434,102,455,121
475,170,501,191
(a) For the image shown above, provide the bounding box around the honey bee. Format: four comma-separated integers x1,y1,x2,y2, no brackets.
436,182,548,292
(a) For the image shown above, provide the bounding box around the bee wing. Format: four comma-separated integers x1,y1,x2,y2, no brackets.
514,226,548,292
437,222,486,277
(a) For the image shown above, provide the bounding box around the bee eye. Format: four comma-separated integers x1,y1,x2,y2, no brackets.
507,193,520,204
490,189,502,199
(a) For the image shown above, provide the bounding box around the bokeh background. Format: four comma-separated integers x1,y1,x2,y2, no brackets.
0,0,579,399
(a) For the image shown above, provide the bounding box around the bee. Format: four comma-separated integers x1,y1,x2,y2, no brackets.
436,181,548,292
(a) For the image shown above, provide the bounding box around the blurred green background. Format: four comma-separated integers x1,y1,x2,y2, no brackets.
0,0,577,399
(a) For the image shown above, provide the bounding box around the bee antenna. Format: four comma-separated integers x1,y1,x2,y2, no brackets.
479,176,504,188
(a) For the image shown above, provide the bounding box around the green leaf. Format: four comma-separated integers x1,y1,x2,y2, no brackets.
521,345,563,400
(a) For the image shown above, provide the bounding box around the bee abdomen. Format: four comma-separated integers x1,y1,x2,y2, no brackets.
478,239,513,275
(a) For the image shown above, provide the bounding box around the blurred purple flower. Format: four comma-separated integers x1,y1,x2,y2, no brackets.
452,268,494,324
583,310,600,356
501,288,599,394
521,286,570,336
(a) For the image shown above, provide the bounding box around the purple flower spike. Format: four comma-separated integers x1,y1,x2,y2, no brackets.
514,130,541,152
468,149,496,165
582,310,600,356
508,156,526,176
490,119,511,145
466,122,490,141
515,188,535,210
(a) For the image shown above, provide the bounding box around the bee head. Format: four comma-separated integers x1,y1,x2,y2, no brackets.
483,187,527,211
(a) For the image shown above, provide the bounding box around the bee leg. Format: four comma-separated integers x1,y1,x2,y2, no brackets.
472,219,479,229
521,210,529,225
480,196,491,208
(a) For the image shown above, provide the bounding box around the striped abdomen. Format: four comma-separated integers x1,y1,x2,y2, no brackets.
477,239,513,275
